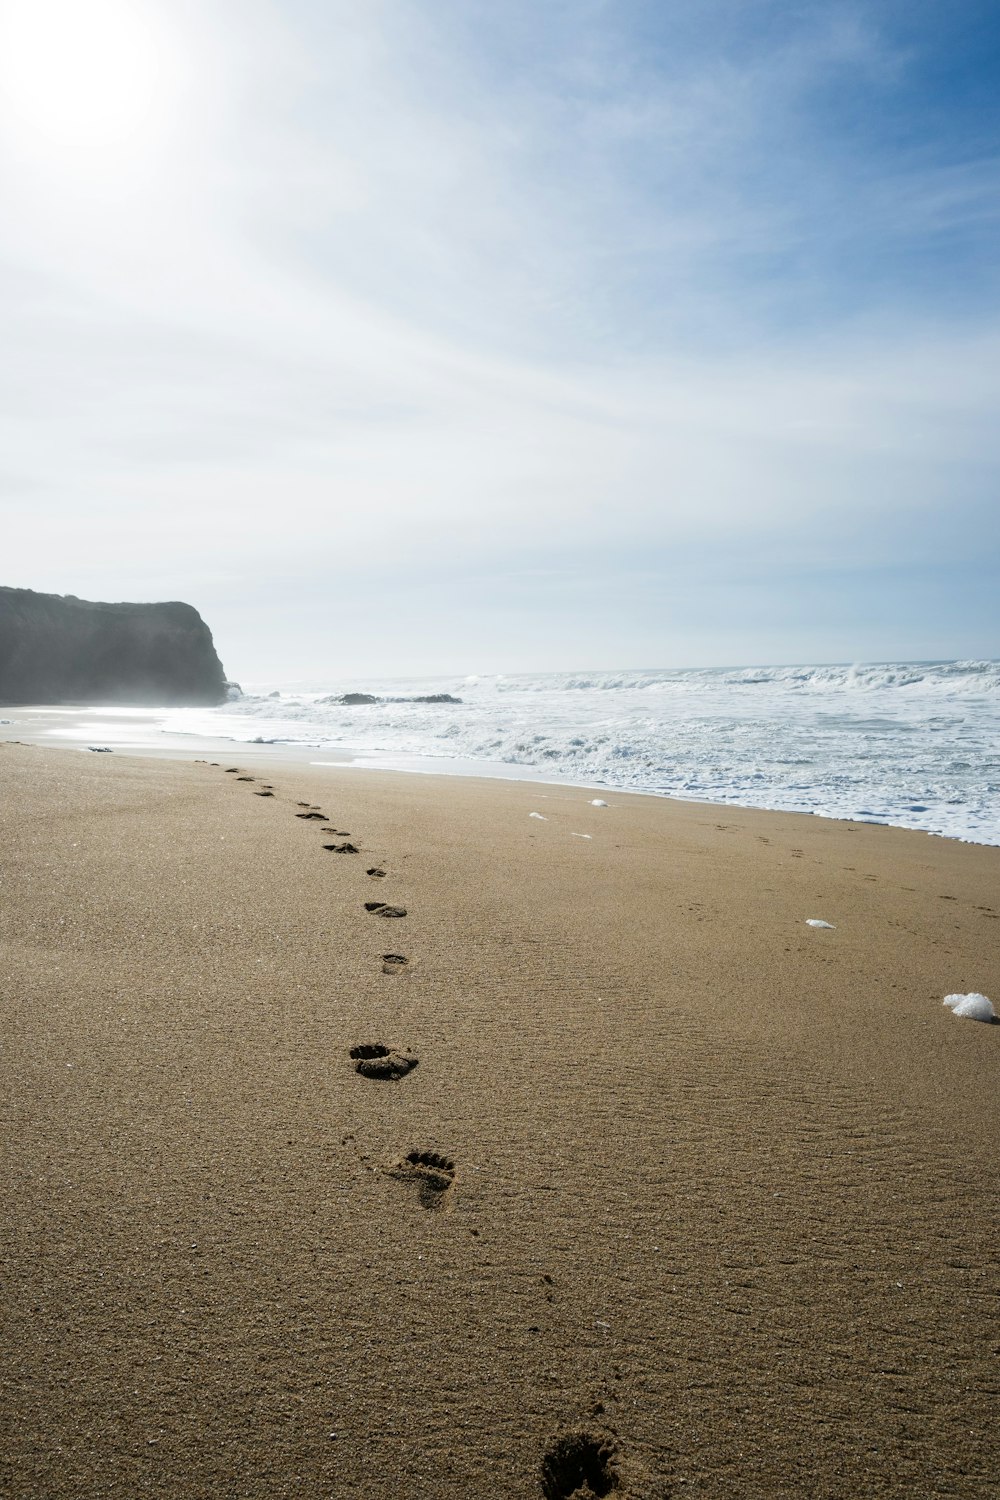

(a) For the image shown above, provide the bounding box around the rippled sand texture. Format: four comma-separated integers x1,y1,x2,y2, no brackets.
0,743,998,1497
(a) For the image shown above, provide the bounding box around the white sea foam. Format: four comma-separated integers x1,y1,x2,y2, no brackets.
806,919,835,929
590,798,609,807
158,658,1000,845
942,993,996,1022
529,812,547,820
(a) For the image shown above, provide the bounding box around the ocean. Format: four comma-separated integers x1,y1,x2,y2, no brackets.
152,659,1000,846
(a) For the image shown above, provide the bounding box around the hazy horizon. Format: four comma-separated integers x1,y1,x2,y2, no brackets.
2,1,998,679
229,652,1000,692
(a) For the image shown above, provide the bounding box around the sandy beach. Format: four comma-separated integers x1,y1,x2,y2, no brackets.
1,741,997,1498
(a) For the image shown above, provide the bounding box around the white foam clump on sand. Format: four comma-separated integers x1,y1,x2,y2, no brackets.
571,832,592,839
590,799,609,807
806,919,835,929
942,993,996,1023
529,812,547,820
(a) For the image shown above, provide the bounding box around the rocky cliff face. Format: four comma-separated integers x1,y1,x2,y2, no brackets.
0,588,229,705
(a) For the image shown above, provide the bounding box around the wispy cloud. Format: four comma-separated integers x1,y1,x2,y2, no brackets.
0,0,997,671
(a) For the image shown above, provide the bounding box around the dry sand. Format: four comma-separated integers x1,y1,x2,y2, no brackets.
0,741,998,1498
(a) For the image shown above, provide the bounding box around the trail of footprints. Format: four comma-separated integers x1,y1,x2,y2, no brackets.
201,758,624,1492
207,762,449,1210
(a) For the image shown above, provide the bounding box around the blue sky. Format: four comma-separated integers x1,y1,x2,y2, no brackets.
0,0,997,677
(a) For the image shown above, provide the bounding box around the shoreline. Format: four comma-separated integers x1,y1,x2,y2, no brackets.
1,741,998,1496
2,705,996,849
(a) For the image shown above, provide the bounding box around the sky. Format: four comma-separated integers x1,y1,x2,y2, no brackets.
1,0,998,680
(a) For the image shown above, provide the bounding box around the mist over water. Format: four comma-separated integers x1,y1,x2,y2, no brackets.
159,660,1000,845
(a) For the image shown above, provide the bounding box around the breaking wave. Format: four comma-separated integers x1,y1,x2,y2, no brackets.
504,661,1000,695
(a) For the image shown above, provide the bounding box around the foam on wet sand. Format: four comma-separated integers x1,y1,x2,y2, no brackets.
942,992,996,1022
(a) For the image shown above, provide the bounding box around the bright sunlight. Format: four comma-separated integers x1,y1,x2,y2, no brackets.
0,0,180,166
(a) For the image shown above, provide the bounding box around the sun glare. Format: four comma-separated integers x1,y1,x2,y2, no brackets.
0,0,180,165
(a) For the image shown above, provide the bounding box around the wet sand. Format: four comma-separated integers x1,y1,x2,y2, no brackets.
0,742,998,1498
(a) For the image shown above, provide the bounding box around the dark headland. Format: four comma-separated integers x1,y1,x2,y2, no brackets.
0,586,228,705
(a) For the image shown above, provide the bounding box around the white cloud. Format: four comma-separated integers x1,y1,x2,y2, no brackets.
1,0,997,671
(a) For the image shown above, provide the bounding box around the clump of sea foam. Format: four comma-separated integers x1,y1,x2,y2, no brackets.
942,993,996,1023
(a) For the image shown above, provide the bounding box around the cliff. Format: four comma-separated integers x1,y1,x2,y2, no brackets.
0,588,229,706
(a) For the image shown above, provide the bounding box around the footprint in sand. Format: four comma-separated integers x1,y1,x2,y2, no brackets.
296,811,327,820
236,776,255,782
254,790,275,798
382,953,408,973
392,1150,455,1208
367,867,387,878
541,1430,620,1500
349,1044,418,1080
224,768,240,773
324,842,359,854
366,901,406,917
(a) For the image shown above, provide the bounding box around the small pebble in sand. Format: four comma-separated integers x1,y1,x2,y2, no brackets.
942,993,996,1023
806,919,835,929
